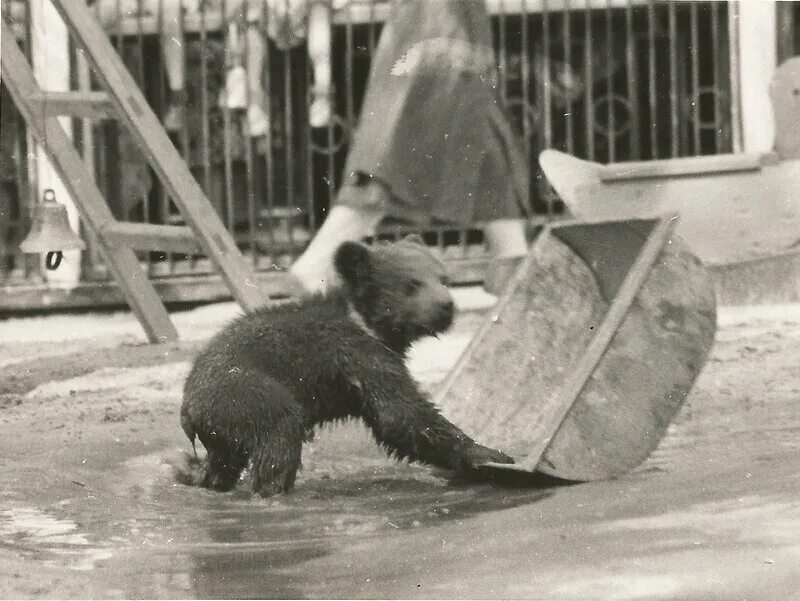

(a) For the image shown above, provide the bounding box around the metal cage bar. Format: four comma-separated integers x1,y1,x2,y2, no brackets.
1,0,744,298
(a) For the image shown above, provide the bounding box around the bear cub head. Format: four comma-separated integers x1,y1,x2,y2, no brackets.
334,234,455,352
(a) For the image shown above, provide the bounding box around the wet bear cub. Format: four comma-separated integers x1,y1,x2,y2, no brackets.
180,235,513,496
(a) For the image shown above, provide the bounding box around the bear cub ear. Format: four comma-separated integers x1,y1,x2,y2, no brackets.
334,241,372,285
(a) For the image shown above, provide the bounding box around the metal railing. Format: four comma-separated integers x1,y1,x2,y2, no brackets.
1,0,743,299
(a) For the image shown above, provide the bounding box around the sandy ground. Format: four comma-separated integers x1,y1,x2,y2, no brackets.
1,292,799,600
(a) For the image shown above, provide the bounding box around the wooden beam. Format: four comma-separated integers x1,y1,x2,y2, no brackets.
49,0,265,313
598,152,763,182
0,20,178,343
102,222,201,254
29,91,115,120
0,270,297,313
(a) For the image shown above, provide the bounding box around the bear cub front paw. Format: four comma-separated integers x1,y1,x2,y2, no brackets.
465,443,515,468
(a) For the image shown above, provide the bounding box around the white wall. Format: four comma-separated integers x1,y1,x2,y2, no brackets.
736,0,778,154
30,0,82,288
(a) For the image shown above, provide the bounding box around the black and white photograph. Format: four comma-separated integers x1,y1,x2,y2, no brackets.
0,0,798,598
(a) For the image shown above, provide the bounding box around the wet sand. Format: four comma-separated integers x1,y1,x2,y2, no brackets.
1,297,799,599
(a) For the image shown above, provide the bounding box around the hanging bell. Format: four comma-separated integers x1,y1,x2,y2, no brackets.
20,189,86,270
19,189,86,254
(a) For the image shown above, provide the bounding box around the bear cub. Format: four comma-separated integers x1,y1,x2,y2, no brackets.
180,235,513,496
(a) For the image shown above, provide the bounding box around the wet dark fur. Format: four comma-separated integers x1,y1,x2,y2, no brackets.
180,237,513,497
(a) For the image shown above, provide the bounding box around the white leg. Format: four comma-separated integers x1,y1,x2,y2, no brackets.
160,0,186,131
289,183,387,294
160,0,185,93
245,24,269,136
483,218,528,258
482,218,529,295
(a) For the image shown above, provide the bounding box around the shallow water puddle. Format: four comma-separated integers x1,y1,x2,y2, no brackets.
592,494,800,545
0,507,114,570
1,507,89,545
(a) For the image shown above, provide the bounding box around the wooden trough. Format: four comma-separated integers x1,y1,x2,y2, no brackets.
436,214,717,481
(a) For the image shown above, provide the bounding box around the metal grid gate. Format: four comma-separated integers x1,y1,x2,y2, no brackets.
0,1,752,304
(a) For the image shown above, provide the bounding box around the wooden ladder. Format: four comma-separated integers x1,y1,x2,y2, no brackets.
0,1,266,343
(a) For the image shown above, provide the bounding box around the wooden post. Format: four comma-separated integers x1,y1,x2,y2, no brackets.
50,0,265,313
30,0,83,287
1,20,180,343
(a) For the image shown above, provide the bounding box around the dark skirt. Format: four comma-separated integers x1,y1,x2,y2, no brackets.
339,0,530,227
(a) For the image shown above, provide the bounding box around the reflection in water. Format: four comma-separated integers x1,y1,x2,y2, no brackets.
189,545,323,599
1,507,89,545
185,492,326,598
1,445,554,598
0,507,113,571
177,468,554,598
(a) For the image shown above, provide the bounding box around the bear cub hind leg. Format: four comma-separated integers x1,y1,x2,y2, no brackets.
250,420,305,497
185,373,308,497
246,394,307,497
202,444,248,492
202,413,305,497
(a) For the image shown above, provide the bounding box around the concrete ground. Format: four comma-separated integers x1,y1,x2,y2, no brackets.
1,285,799,600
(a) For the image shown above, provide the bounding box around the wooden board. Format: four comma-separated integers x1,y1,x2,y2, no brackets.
0,20,178,344
598,153,763,182
435,216,717,481
29,91,114,120
49,0,265,314
435,231,608,461
537,224,716,480
102,222,201,254
538,149,800,266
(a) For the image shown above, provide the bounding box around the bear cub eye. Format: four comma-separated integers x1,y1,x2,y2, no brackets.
404,279,423,296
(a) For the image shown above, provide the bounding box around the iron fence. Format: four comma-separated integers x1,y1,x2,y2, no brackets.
2,0,746,297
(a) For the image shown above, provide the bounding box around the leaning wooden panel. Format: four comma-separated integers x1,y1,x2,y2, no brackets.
436,230,607,461
435,216,717,481
49,0,265,314
0,20,178,344
537,220,717,480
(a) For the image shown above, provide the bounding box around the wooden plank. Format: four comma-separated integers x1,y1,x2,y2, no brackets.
0,271,297,313
0,252,497,312
102,222,201,254
29,91,114,120
501,215,678,472
0,20,178,343
535,225,716,480
598,152,763,182
434,228,609,462
49,0,265,313
539,148,800,266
